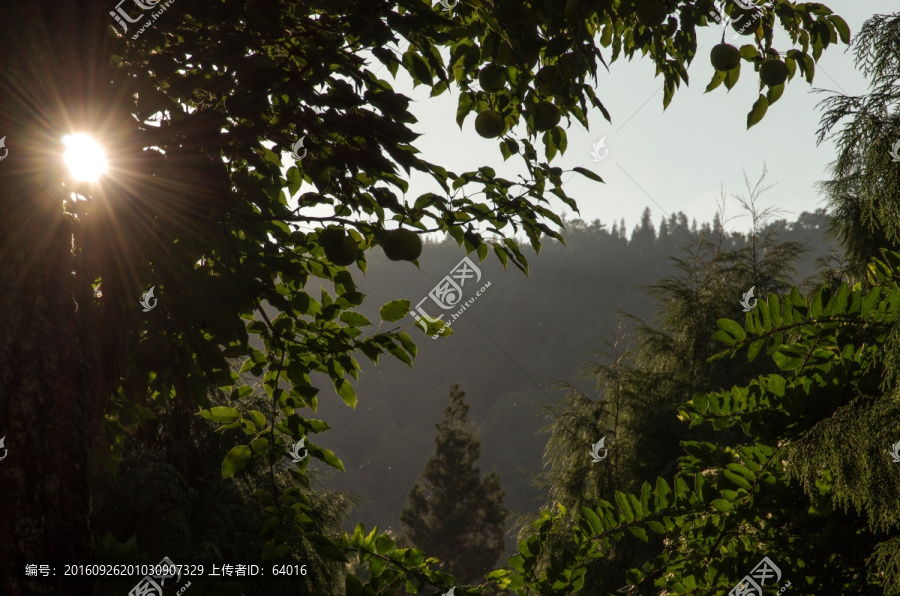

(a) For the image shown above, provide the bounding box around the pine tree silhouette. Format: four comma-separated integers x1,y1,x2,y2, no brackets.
400,384,508,585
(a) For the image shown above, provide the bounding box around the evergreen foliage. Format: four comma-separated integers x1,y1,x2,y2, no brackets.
531,171,812,593
816,13,900,273
400,384,508,585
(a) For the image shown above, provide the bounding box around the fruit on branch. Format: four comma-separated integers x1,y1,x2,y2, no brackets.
381,228,422,262
478,64,508,93
532,102,561,131
711,43,741,71
759,58,789,86
319,227,359,266
475,110,506,138
635,0,668,26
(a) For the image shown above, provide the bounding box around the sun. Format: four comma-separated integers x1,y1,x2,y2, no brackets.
62,133,108,182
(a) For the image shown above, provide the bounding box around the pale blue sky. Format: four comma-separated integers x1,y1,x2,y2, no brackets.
390,2,897,237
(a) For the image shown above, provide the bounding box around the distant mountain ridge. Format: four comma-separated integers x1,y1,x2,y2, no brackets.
314,208,836,553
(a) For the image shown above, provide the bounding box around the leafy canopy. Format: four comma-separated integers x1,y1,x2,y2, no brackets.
90,0,849,584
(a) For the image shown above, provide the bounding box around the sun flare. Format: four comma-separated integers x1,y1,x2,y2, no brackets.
62,133,108,182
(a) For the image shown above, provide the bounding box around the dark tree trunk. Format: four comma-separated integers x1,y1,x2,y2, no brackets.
0,3,115,593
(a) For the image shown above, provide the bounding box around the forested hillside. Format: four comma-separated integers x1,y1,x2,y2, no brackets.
320,202,835,554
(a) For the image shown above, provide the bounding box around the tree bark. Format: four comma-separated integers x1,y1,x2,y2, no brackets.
0,3,115,593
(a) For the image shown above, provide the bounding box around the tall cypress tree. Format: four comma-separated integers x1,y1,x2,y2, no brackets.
400,384,508,585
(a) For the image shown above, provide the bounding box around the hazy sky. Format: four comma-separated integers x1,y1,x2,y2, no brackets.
378,2,896,238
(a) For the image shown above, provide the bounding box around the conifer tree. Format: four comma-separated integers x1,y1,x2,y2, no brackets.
400,384,508,585
816,12,900,275
631,207,657,251
534,172,811,593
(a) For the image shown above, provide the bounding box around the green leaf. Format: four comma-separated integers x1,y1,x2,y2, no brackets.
286,166,303,197
628,526,648,541
773,345,807,371
694,472,710,503
402,51,432,86
336,379,358,408
375,534,395,554
203,406,241,423
861,287,882,316
740,45,761,60
758,301,772,330
711,498,733,512
395,332,417,359
641,481,652,512
810,289,824,318
826,283,850,315
655,477,672,509
748,339,764,362
615,491,634,522
771,332,783,352
766,81,785,105
572,167,603,183
770,294,782,326
340,311,372,327
628,493,643,520
828,15,851,44
724,65,741,90
222,445,251,479
250,437,269,455
723,468,753,491
717,319,746,342
693,394,709,413
231,385,254,401
747,94,769,128
712,330,736,346
456,91,476,129
319,447,346,472
380,299,410,322
705,69,726,93
582,508,603,534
